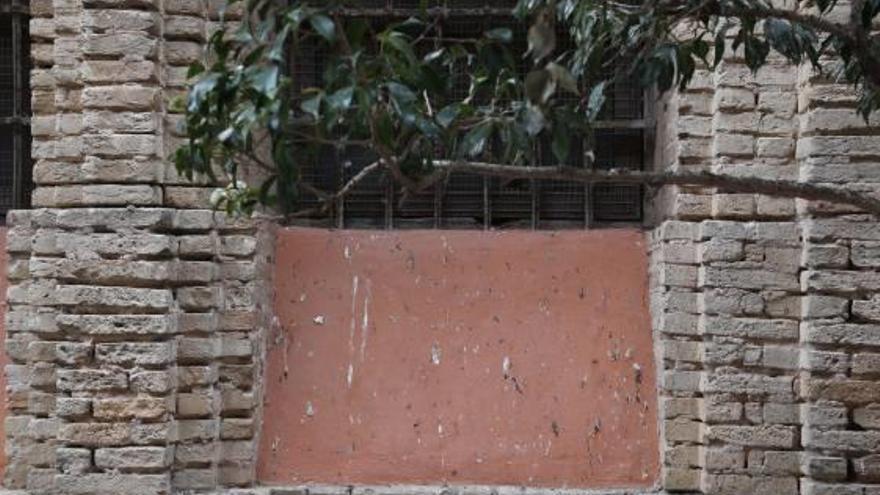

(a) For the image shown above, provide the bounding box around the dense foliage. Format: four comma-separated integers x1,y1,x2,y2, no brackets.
176,0,880,216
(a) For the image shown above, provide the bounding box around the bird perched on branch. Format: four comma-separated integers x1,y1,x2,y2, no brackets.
525,7,556,64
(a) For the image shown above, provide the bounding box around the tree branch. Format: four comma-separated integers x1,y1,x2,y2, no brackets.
719,4,854,42
400,161,880,215
298,160,382,216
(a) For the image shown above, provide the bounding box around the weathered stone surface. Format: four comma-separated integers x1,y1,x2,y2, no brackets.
56,369,128,392
94,447,171,470
93,397,169,420
55,473,170,495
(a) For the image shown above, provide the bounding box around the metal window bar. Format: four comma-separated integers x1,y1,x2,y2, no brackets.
288,4,647,229
0,0,31,219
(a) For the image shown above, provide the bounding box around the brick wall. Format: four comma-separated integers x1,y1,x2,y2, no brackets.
4,1,269,493
651,24,880,495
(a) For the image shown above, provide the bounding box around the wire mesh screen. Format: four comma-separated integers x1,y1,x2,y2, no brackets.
592,129,643,221
0,7,31,219
289,6,646,228
0,127,14,211
0,15,14,118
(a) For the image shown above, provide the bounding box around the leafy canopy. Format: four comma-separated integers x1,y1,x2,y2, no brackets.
176,0,880,216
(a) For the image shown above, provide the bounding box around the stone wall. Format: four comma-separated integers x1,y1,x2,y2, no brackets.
4,1,269,493
651,27,880,495
8,1,880,494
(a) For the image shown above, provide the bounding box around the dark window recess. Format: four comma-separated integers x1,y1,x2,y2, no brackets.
290,1,648,229
0,0,32,218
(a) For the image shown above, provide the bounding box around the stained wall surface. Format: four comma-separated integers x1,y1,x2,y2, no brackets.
259,228,659,489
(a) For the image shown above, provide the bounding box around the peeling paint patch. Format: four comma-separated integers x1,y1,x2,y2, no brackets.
431,343,442,365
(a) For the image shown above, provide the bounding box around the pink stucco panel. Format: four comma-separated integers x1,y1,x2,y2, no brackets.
259,228,659,489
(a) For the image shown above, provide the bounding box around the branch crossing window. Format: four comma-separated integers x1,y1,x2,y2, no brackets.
0,0,31,218
291,1,649,229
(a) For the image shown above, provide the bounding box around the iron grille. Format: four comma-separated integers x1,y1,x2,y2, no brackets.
290,1,647,229
0,0,31,219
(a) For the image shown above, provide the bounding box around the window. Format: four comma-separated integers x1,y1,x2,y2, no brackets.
0,0,31,217
291,1,650,229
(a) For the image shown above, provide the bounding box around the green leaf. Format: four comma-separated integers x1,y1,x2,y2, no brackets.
327,86,355,111
387,82,418,105
188,73,220,112
713,22,731,69
523,105,546,136
423,48,446,63
218,127,237,143
187,62,205,79
300,94,322,119
375,112,395,149
436,103,462,128
485,28,513,43
551,122,570,163
525,69,555,104
309,14,336,42
691,39,709,62
744,36,770,72
460,122,493,157
252,65,280,95
585,81,606,121
526,9,556,62
546,62,579,95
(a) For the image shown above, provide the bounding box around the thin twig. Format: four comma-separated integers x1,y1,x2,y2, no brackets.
337,161,382,201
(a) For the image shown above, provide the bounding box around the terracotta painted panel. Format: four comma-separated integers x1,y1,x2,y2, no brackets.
260,228,658,489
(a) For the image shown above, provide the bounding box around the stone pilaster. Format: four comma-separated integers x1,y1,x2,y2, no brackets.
796,54,880,494
652,42,808,495
5,1,267,493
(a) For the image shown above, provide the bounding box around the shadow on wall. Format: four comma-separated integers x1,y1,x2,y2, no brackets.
258,228,659,490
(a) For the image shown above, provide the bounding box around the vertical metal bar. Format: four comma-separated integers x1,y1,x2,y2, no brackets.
530,145,538,230
530,179,538,230
384,177,393,230
433,183,441,229
482,176,489,231
641,86,656,227
11,7,23,210
584,183,591,229
335,161,345,229
585,132,594,229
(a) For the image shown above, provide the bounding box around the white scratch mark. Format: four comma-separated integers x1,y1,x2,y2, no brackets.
347,275,359,389
431,343,442,365
350,275,360,350
312,315,325,325
305,401,315,417
359,280,371,363
344,245,352,260
298,293,307,303
502,356,511,375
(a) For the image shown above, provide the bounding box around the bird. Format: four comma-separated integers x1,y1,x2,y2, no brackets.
525,7,557,65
